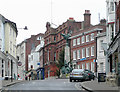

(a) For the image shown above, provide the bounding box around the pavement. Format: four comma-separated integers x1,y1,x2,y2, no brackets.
0,78,120,92
80,79,119,92
0,80,25,91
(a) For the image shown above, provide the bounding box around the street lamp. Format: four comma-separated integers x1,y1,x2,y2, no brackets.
17,26,28,30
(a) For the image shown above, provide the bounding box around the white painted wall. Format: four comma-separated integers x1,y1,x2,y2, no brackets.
97,34,107,73
0,20,5,52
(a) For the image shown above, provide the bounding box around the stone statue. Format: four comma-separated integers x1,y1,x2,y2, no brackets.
61,33,71,46
60,26,72,75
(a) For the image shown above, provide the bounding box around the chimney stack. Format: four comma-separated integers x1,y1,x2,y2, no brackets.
84,10,91,29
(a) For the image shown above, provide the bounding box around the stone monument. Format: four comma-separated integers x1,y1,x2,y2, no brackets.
60,27,72,77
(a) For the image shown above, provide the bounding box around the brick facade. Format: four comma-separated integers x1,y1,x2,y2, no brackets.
44,19,82,78
70,11,106,72
25,33,44,71
44,10,106,77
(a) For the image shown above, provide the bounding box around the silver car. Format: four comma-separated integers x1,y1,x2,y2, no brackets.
69,69,89,82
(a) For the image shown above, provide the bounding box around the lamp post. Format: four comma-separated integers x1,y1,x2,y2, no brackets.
17,26,28,80
17,26,28,30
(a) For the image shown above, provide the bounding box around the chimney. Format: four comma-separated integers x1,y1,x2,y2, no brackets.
84,10,91,29
68,17,74,21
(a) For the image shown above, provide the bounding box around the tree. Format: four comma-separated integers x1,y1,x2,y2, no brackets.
55,49,64,78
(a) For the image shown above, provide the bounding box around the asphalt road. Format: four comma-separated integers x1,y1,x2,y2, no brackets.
3,79,87,91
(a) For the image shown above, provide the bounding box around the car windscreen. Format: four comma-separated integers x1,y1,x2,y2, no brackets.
72,70,83,73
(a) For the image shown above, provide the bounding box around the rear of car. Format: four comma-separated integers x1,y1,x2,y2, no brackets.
84,69,95,80
69,69,89,82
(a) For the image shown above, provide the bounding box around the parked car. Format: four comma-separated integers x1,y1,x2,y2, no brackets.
84,69,95,80
69,69,89,82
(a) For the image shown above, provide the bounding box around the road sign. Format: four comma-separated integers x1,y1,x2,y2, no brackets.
37,62,40,65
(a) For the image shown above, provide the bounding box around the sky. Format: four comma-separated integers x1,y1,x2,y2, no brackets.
0,0,106,44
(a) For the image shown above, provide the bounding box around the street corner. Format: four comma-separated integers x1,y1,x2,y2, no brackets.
80,81,93,92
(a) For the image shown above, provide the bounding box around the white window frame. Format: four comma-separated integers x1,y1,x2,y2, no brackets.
86,35,89,42
82,63,85,69
86,63,90,70
100,40,103,51
77,38,80,45
91,62,94,72
73,39,76,46
86,47,89,57
82,36,85,43
91,46,94,56
77,50,80,59
78,65,80,69
82,48,85,58
91,33,94,41
73,50,76,60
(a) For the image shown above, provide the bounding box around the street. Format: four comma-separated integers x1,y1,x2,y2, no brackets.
2,79,87,91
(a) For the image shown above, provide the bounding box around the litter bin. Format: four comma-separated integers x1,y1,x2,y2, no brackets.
98,73,106,82
5,76,8,80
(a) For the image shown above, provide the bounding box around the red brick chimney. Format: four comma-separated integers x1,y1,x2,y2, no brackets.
84,10,91,29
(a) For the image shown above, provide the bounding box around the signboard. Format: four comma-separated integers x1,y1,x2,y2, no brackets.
80,58,86,61
37,62,40,65
18,62,22,66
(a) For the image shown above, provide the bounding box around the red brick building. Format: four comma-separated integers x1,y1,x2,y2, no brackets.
70,10,106,73
44,18,82,78
25,33,44,71
44,10,106,78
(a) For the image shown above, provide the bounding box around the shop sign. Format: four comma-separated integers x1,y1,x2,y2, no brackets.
80,58,86,61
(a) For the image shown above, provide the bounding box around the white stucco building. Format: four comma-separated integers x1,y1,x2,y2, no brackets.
17,40,26,80
0,14,18,80
96,32,107,73
0,15,5,52
28,38,44,70
106,0,119,45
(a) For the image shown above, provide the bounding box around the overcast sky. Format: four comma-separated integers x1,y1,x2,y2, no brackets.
0,0,106,44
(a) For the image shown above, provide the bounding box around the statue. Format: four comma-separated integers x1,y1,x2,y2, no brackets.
60,26,73,75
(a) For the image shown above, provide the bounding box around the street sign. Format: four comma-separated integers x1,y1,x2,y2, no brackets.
18,62,22,66
37,62,40,65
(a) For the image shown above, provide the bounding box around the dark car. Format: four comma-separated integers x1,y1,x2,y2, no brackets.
84,69,95,80
69,69,89,82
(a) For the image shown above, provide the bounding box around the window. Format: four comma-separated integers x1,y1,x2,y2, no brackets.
110,2,114,11
54,52,56,61
10,27,12,35
73,50,76,60
82,63,85,69
86,35,89,42
91,46,94,56
82,36,85,43
100,40,103,50
54,36,56,42
77,65,80,69
111,24,114,40
86,47,89,57
77,38,80,45
91,33,94,41
91,62,94,72
0,39,2,50
47,49,49,61
86,63,90,70
73,39,76,46
77,50,80,59
82,48,85,58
